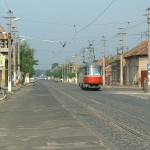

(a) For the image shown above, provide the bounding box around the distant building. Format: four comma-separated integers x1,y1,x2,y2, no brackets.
0,26,8,87
97,58,112,86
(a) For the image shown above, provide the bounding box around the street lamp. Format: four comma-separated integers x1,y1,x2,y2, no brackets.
7,10,13,92
5,10,20,92
13,17,21,21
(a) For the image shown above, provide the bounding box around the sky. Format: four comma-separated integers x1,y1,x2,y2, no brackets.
0,0,149,70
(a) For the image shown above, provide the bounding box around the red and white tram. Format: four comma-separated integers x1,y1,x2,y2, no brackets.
78,63,103,90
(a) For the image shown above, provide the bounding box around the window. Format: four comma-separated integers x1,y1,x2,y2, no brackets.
89,67,100,76
85,68,89,75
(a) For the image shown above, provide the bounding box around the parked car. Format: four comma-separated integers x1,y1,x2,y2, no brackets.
54,78,62,82
30,77,36,83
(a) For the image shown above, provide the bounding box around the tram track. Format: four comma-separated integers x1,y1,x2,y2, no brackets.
49,85,150,149
81,91,149,140
88,104,149,141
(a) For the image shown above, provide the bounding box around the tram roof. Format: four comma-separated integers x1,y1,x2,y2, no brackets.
79,63,101,68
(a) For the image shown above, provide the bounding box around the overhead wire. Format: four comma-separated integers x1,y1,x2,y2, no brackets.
10,9,146,64
20,19,74,27
0,6,5,17
20,18,146,45
3,0,9,10
123,22,130,33
126,20,146,31
76,0,116,34
94,19,146,47
0,1,147,69
69,0,116,42
16,17,146,45
19,18,145,27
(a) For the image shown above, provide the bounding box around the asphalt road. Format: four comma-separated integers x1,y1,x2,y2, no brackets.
0,80,149,150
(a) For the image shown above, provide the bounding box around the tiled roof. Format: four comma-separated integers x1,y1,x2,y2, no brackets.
97,55,120,66
97,58,103,65
0,26,8,40
124,41,148,58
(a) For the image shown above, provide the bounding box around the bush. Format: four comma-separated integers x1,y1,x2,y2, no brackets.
68,72,76,79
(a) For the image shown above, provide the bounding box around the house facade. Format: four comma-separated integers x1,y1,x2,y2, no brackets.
0,26,8,86
110,55,120,85
97,41,148,87
124,41,148,87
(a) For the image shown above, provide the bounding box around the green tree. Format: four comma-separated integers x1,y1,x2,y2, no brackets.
46,70,51,76
20,42,38,81
51,63,59,70
53,69,62,78
50,63,62,78
68,72,76,79
35,69,46,77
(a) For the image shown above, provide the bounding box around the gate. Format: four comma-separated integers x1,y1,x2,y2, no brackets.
141,70,147,88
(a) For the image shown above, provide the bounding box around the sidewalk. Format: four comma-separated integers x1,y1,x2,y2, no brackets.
3,83,30,99
103,84,142,89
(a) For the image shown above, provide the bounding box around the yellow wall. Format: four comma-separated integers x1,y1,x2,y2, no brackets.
0,55,6,86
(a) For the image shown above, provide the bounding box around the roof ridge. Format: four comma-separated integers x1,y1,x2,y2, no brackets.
124,41,148,58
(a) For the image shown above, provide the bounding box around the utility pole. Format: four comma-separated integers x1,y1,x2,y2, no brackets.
17,38,25,81
17,37,21,80
61,64,64,82
67,60,69,82
68,60,70,73
63,63,65,82
7,10,13,92
118,28,126,86
102,36,106,86
72,53,78,83
147,8,150,90
12,27,17,86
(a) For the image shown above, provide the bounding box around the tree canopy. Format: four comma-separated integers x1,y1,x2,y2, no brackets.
51,63,59,70
19,42,38,78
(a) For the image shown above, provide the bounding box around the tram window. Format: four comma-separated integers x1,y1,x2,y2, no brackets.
85,68,89,75
89,67,100,75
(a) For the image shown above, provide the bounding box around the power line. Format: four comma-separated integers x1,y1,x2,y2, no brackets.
94,20,146,46
126,20,146,30
20,18,145,27
76,0,116,33
20,19,74,27
3,0,9,10
123,22,130,32
0,6,5,17
69,0,116,42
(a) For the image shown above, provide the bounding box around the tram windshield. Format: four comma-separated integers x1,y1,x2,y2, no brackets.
85,67,100,76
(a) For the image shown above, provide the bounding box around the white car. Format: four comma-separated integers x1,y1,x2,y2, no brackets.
30,77,36,83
